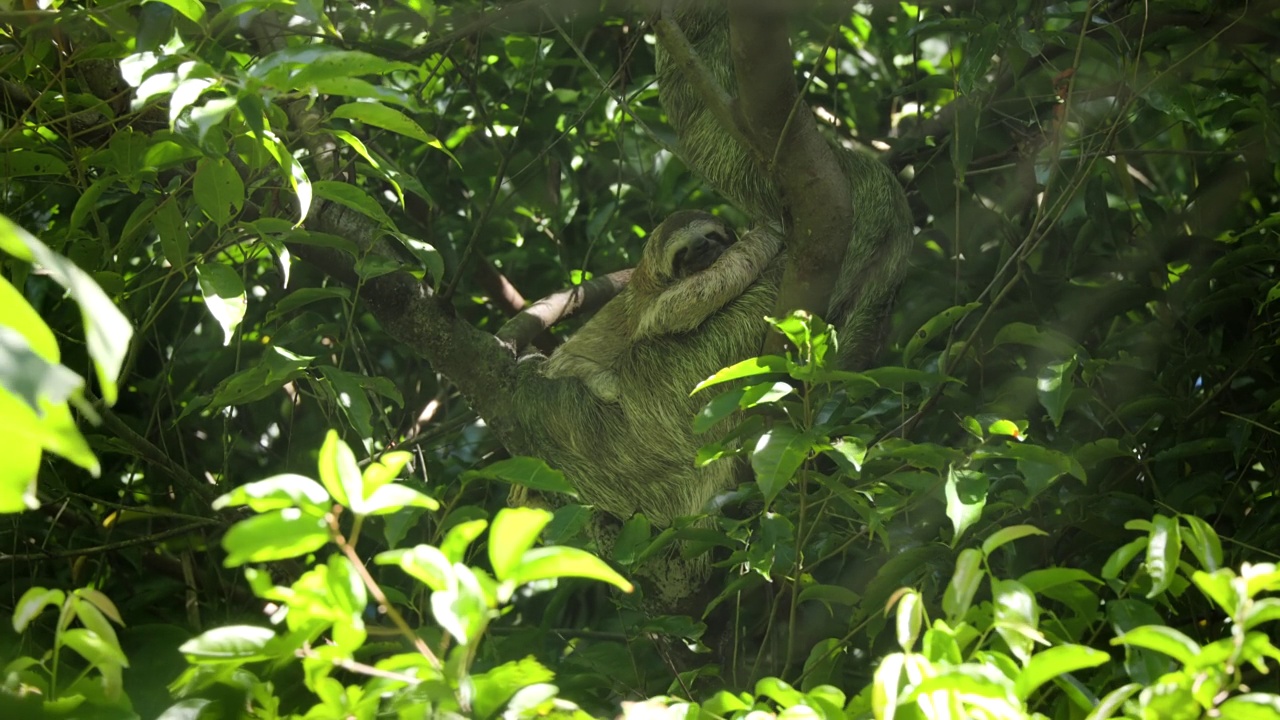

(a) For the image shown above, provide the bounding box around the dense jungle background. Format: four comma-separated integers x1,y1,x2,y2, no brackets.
2,1,1280,718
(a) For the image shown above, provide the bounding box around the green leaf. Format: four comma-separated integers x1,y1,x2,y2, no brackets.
12,587,64,632
1084,683,1142,720
612,513,651,566
1145,514,1181,598
153,197,188,268
987,419,1022,439
692,355,790,394
489,507,553,582
0,215,133,405
203,346,313,409
902,301,980,366
1018,567,1101,593
0,151,68,178
462,457,576,497
318,430,363,512
992,579,1041,663
509,546,633,592
1111,625,1199,666
360,483,439,516
432,567,492,646
1036,356,1077,428
1180,514,1222,572
1243,597,1280,632
895,589,922,652
945,466,988,545
60,628,129,669
1014,645,1109,700
221,509,330,566
376,544,452,593
439,518,488,564
192,157,244,226
146,0,205,23
288,51,418,89
0,325,84,413
991,322,1081,357
1102,536,1148,580
211,474,331,515
331,102,440,147
470,657,556,720
942,548,984,623
1191,568,1239,618
263,132,312,225
313,180,394,228
1218,693,1280,719
750,425,811,505
179,625,278,663
871,652,906,720
755,677,804,709
982,524,1047,557
194,263,246,346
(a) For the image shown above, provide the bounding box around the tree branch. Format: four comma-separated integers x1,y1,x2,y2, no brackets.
496,269,633,350
726,1,853,352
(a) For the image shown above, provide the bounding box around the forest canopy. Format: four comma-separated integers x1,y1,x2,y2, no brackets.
1,1,1278,718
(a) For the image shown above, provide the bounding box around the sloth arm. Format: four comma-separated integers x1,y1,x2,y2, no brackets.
634,227,782,339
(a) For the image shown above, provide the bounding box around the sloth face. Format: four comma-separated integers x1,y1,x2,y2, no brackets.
651,210,738,282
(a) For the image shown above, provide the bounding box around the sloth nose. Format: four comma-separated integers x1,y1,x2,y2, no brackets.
673,234,726,276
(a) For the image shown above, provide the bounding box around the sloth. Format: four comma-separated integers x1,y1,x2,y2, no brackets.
656,2,915,370
512,211,784,529
543,210,783,403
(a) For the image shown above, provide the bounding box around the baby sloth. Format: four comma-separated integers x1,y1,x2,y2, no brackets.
544,210,782,402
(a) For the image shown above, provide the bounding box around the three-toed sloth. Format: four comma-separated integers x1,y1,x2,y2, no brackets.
543,210,782,404
513,210,783,528
510,2,915,533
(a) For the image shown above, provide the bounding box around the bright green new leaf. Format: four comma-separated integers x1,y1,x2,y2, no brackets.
1180,514,1223,572
692,355,789,394
509,546,633,592
212,474,331,515
179,625,277,663
993,578,1041,663
871,652,906,720
489,507,553,582
438,519,488,564
13,586,64,632
943,548,985,622
1218,693,1280,719
221,509,329,566
894,589,922,652
376,544,453,593
430,564,491,645
1111,625,1199,666
1084,683,1142,720
1145,514,1181,598
318,430,363,511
